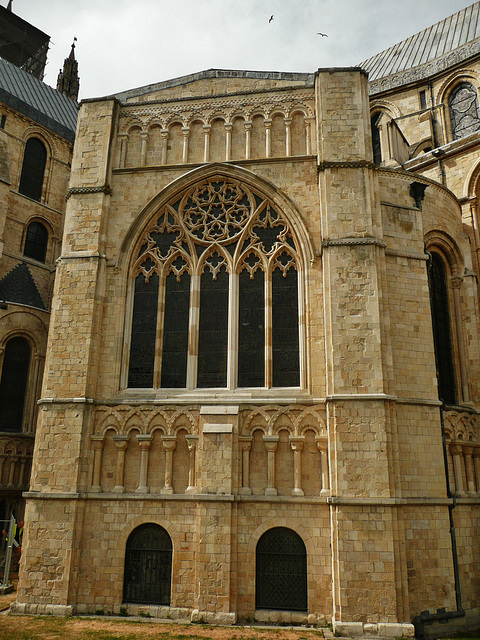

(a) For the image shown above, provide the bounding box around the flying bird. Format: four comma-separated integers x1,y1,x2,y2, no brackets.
269,15,274,23
317,32,328,37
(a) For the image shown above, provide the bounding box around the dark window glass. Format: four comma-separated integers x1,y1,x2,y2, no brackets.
428,254,456,404
419,90,427,110
371,114,382,166
256,527,307,612
272,265,300,387
123,523,172,605
449,83,480,140
19,138,46,201
128,273,159,388
161,271,190,388
24,221,48,262
238,268,265,387
0,337,31,432
197,267,228,388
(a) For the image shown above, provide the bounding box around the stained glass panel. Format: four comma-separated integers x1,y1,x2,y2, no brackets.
198,267,228,387
128,273,159,388
238,268,265,387
272,267,300,387
161,271,190,388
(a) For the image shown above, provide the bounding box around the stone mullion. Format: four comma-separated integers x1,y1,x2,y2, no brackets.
290,436,305,497
305,117,314,155
285,118,292,156
263,435,279,496
315,435,330,494
450,276,470,403
449,443,466,496
265,271,272,388
161,436,176,494
228,272,238,390
185,435,199,494
225,123,232,161
153,270,166,389
203,126,211,163
90,435,104,492
187,274,201,389
136,434,152,494
463,445,476,495
112,436,128,493
0,454,6,486
239,436,252,495
244,121,251,160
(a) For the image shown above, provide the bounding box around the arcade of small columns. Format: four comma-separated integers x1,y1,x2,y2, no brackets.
89,428,329,497
444,410,480,497
116,110,314,168
0,440,33,490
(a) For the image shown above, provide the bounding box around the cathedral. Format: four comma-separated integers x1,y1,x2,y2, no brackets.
1,1,480,637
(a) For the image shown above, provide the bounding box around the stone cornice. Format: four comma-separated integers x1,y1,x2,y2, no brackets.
318,160,375,170
66,185,112,201
385,248,429,261
321,237,387,249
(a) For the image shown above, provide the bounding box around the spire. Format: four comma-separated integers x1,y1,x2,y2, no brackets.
56,38,80,101
6,1,12,11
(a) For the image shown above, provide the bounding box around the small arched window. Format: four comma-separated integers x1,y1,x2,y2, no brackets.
127,178,302,390
24,221,48,263
19,138,47,201
0,336,31,432
449,82,480,140
256,527,307,612
123,523,172,605
371,113,382,165
428,253,456,405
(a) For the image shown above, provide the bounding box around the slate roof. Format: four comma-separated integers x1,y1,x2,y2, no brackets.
0,263,46,310
360,2,480,93
0,56,78,142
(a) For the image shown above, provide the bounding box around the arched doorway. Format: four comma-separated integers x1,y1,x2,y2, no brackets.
123,523,172,605
255,526,307,611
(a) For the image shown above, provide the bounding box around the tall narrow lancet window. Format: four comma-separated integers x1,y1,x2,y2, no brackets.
449,82,480,140
24,221,48,263
428,253,456,405
0,337,31,432
371,113,382,165
19,138,47,201
127,177,303,390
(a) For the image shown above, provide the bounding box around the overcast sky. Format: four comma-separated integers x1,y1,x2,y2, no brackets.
8,0,476,100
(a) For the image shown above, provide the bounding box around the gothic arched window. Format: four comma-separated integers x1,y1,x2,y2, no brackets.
428,253,456,405
371,113,382,165
127,178,302,390
256,527,307,612
24,221,48,263
449,82,480,140
0,336,31,432
123,523,172,605
19,138,47,201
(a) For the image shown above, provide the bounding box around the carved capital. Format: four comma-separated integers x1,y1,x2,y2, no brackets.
113,435,128,451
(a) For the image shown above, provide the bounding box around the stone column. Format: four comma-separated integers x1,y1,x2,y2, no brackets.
263,435,279,496
185,435,199,494
305,117,314,155
463,445,476,495
90,435,104,493
244,121,251,160
203,125,211,163
161,436,176,494
264,119,272,158
239,436,252,495
118,133,127,168
140,132,148,166
136,434,152,494
449,443,466,496
0,453,6,486
290,436,305,497
112,436,128,493
17,455,27,488
7,455,17,487
225,123,232,161
182,127,190,164
473,447,480,495
161,130,168,165
315,435,330,494
285,117,292,156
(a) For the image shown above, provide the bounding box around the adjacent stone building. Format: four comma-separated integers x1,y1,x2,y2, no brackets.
0,4,78,521
11,2,480,637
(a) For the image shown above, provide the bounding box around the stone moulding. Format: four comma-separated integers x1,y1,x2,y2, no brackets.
65,185,112,201
333,620,415,637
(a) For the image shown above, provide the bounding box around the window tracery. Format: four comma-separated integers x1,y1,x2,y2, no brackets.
127,177,302,390
449,82,480,140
